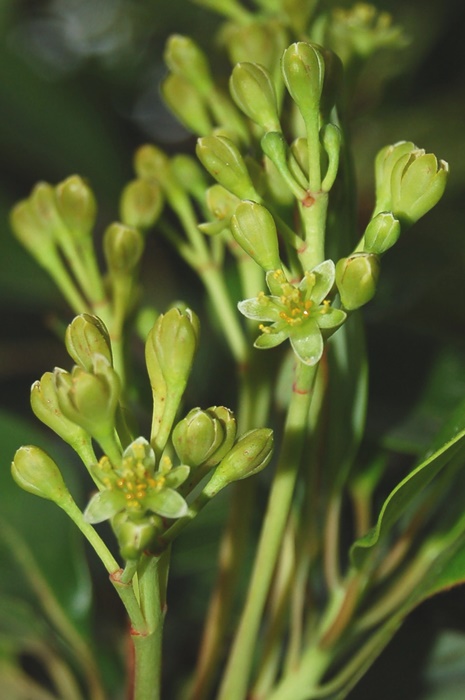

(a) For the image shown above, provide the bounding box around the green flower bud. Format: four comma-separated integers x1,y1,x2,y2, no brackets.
230,201,281,271
390,150,449,227
336,253,380,310
120,179,163,231
172,408,225,467
196,135,258,200
363,212,401,255
222,17,288,73
229,62,281,132
281,42,325,120
103,222,144,275
31,370,92,451
54,175,97,239
289,137,309,183
374,141,416,214
171,155,210,202
320,123,342,192
112,511,159,561
10,199,57,267
146,307,199,389
29,182,66,240
145,308,200,454
205,406,237,466
65,314,113,371
162,73,212,136
55,357,121,442
206,428,274,495
164,35,213,94
11,446,70,503
134,144,170,182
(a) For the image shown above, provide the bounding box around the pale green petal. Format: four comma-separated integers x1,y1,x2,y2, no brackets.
238,296,283,322
122,436,156,471
315,307,346,330
164,464,190,489
305,259,335,305
144,488,188,519
254,328,289,349
84,489,126,524
290,326,323,366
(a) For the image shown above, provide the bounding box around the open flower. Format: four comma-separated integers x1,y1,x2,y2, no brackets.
84,437,189,524
238,260,346,365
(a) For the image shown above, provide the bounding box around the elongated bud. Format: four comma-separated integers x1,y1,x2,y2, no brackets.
173,408,225,468
134,144,170,181
103,222,144,275
162,73,212,136
196,135,258,200
29,182,66,240
230,62,281,132
10,199,57,266
12,446,70,504
206,428,274,495
120,179,163,230
374,141,416,214
281,42,325,119
230,201,281,271
31,371,92,450
65,314,113,371
146,307,199,388
146,308,199,454
363,212,401,255
171,154,210,202
390,150,448,227
55,358,121,441
320,123,342,192
55,175,97,239
336,253,380,310
164,35,212,93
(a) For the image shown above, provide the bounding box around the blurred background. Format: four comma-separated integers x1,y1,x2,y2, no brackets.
1,0,465,697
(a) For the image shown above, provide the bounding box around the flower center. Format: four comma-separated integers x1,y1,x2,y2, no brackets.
278,285,314,326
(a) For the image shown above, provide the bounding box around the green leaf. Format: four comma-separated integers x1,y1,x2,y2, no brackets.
351,397,465,569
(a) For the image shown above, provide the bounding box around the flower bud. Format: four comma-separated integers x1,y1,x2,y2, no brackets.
29,182,66,240
54,175,97,239
65,314,113,371
196,135,258,200
112,511,159,561
281,42,325,119
222,16,288,72
374,141,416,214
390,150,448,227
134,144,170,182
363,212,401,255
146,307,199,389
164,35,213,94
120,179,163,231
320,123,342,192
10,199,57,267
206,428,274,495
162,73,212,136
55,358,121,441
12,446,70,503
336,253,380,310
171,155,210,202
31,371,92,450
229,62,281,132
146,308,200,453
103,222,144,275
230,201,281,271
172,408,225,467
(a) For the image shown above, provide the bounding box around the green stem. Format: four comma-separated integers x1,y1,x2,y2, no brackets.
131,554,165,700
298,192,328,270
217,361,318,700
43,254,91,315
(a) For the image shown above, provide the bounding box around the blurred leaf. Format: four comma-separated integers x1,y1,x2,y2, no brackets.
421,630,465,700
0,410,92,638
351,397,465,568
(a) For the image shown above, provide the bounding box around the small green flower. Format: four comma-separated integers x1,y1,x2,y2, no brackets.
84,437,189,524
238,261,346,366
